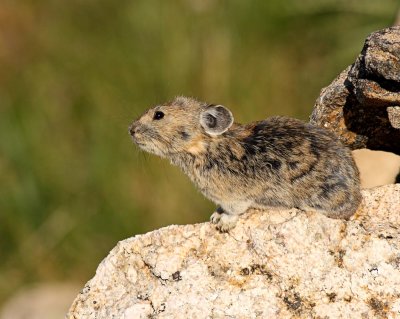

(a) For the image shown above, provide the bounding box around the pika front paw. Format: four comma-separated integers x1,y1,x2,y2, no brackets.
210,211,222,224
212,214,239,233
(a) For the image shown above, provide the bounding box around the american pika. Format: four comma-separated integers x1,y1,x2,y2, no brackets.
129,97,362,232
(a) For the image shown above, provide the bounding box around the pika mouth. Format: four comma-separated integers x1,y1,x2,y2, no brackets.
131,136,145,147
130,134,151,149
134,141,146,147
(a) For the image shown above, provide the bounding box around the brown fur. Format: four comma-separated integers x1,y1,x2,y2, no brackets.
129,97,362,231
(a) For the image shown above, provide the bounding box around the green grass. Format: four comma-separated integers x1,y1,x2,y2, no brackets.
0,0,398,304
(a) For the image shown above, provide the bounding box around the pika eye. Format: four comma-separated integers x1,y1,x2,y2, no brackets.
153,111,164,120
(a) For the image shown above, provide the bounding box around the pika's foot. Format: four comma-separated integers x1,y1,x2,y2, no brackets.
210,206,226,224
210,211,223,224
211,214,239,233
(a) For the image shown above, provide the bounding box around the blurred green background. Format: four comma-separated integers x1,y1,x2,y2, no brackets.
0,0,398,308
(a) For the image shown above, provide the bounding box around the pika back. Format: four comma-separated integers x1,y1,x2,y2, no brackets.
129,97,362,232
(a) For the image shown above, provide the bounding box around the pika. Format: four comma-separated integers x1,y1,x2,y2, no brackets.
129,97,362,232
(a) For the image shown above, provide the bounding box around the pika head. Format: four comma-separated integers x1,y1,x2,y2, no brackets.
129,97,234,157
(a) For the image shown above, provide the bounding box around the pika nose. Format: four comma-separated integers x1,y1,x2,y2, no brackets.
129,124,137,136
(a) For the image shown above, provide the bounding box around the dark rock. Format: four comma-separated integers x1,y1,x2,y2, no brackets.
363,28,400,82
310,26,400,155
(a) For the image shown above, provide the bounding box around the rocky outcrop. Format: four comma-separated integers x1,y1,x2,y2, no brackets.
67,27,400,319
310,27,400,155
67,184,400,319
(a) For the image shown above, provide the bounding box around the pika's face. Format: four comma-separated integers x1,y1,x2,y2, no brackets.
129,97,234,158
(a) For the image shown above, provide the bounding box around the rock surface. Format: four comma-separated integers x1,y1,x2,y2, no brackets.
352,149,400,188
310,27,400,155
67,184,400,319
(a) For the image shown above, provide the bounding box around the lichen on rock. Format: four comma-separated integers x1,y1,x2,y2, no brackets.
67,184,400,319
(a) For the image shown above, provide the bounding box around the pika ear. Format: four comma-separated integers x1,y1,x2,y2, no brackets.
200,105,234,136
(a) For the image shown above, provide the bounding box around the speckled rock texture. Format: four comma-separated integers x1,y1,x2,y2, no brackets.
67,184,400,319
310,26,400,155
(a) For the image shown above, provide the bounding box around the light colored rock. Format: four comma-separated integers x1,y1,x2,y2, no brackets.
353,149,400,188
388,106,400,129
67,185,400,319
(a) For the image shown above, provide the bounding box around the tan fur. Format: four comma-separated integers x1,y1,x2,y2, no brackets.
186,136,207,155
